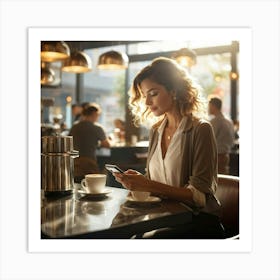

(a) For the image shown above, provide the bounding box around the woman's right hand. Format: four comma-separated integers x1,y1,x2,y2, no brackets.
113,169,150,192
113,169,140,187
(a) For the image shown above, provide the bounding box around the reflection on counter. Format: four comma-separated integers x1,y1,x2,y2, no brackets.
41,186,192,239
41,187,127,238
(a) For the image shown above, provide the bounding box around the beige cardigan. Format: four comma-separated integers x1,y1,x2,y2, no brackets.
146,115,220,213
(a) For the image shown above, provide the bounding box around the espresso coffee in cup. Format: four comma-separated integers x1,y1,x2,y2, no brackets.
131,191,150,201
81,174,106,193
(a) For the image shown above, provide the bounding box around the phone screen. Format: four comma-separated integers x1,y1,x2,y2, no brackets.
105,164,124,174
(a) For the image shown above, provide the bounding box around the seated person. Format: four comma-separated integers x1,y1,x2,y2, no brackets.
113,58,224,238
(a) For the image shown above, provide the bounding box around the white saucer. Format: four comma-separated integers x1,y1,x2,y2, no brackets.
126,196,161,203
77,188,112,197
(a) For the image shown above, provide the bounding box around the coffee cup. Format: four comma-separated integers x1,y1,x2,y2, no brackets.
81,174,106,194
131,191,150,201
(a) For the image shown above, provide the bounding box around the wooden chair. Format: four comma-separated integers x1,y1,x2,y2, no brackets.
74,156,100,183
133,174,240,239
216,174,239,239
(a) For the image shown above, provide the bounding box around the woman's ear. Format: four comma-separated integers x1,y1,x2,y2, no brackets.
170,90,177,100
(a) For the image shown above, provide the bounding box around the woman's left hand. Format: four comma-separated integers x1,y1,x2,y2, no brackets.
113,169,150,192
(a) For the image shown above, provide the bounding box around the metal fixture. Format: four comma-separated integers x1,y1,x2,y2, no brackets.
173,47,197,68
41,62,56,85
97,50,129,70
62,51,92,73
41,41,70,62
41,66,55,85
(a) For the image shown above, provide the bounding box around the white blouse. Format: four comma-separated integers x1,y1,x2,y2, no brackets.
148,117,206,207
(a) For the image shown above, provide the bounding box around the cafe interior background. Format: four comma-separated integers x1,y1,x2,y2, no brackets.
41,40,239,177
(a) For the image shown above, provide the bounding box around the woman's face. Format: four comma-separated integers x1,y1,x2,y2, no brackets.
140,78,174,117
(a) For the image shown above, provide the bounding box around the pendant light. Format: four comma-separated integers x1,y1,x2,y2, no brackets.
41,63,55,85
173,47,197,68
62,50,92,73
97,50,129,70
41,41,70,62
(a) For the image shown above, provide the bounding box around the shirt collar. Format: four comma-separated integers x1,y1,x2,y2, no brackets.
157,115,189,135
157,117,167,135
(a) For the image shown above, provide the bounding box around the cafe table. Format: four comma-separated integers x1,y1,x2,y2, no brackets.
41,184,193,239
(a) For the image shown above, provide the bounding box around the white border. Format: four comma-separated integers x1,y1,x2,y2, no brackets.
28,27,252,253
1,1,279,279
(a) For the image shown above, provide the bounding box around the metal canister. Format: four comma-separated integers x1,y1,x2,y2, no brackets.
41,136,79,192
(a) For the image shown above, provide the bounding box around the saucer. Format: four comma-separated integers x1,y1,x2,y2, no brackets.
126,196,161,203
77,188,112,197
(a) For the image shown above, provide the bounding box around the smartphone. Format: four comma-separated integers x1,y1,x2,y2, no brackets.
105,164,124,174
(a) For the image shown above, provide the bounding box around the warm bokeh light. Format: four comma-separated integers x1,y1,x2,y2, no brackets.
62,66,92,73
66,96,72,103
214,74,222,82
230,72,239,80
175,55,196,68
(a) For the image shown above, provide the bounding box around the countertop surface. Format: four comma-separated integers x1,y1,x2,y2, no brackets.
41,185,192,239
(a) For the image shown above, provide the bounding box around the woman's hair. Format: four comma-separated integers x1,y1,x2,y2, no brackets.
129,57,206,126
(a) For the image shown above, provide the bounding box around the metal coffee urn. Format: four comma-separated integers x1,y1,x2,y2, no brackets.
41,136,79,194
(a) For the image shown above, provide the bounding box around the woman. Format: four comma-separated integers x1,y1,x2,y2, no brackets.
114,57,224,238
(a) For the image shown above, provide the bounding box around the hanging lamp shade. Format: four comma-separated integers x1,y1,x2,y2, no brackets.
41,41,70,62
97,50,129,70
173,48,197,68
62,51,92,73
41,66,55,85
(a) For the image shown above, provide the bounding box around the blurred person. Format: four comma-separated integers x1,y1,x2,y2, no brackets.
69,103,111,181
79,102,90,121
113,118,126,144
113,57,224,238
81,102,90,110
71,104,83,124
208,97,235,174
72,102,90,124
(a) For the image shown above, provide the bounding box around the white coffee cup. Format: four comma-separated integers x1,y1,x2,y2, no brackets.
81,174,106,193
131,191,150,201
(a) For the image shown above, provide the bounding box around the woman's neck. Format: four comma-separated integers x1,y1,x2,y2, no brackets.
165,113,183,129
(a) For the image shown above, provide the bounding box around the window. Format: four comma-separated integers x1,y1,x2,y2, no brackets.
192,53,232,118
83,46,126,136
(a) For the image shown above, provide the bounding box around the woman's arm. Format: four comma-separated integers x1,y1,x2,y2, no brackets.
188,121,218,194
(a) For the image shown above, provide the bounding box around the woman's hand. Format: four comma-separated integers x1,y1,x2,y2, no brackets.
113,169,150,192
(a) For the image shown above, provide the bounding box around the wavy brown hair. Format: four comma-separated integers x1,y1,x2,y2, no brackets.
129,57,206,126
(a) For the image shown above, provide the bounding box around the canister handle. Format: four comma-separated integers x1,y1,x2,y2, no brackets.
67,150,79,158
